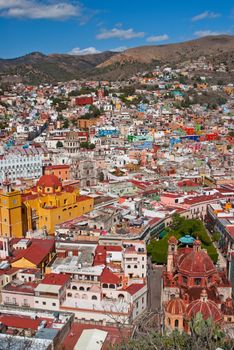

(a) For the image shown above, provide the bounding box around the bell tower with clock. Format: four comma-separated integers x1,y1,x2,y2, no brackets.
0,179,23,238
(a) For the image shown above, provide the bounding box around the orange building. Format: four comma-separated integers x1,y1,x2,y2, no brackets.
77,118,100,129
44,165,70,182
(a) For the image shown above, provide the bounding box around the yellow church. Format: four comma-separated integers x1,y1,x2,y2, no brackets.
0,174,94,237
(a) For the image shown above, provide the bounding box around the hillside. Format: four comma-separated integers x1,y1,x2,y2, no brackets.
99,35,234,67
0,51,117,84
0,35,234,84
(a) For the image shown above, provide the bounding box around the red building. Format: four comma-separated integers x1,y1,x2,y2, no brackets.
163,237,234,333
75,96,93,106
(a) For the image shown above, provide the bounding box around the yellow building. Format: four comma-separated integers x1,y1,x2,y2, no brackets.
0,181,23,238
11,238,55,272
0,175,94,238
22,174,94,235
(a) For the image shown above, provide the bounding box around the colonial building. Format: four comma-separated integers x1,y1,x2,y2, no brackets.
0,174,94,237
63,132,80,156
0,155,43,183
71,159,98,188
162,237,234,333
22,174,94,235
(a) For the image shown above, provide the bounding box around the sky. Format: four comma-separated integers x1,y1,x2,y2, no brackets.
0,0,233,58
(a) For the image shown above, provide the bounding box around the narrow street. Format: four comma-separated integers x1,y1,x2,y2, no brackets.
205,227,227,268
147,258,165,310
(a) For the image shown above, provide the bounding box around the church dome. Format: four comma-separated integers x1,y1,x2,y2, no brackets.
36,174,62,194
37,174,62,188
178,240,216,277
186,290,222,323
178,250,215,275
166,298,186,315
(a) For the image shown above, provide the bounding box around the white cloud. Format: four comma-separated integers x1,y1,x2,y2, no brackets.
194,30,222,38
192,11,220,22
146,34,169,43
110,46,127,52
68,47,101,55
96,28,145,40
0,0,81,19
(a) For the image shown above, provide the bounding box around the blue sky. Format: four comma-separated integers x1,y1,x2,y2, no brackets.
0,0,233,58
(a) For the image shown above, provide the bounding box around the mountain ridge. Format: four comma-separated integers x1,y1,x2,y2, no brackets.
0,35,234,84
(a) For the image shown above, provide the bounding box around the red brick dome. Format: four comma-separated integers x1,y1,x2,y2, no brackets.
186,290,222,323
166,298,186,315
37,174,62,188
178,249,216,276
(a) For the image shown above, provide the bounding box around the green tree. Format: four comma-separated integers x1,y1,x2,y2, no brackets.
56,141,63,148
63,119,69,128
118,313,233,350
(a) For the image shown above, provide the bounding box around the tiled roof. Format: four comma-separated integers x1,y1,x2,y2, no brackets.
124,283,145,295
100,267,120,284
41,273,70,286
12,239,55,266
0,315,41,330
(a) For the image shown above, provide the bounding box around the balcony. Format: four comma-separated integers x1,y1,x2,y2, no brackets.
4,301,19,306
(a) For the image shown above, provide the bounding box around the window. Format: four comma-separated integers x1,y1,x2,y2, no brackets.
35,300,39,303
195,278,201,286
134,265,137,268
142,265,144,269
109,284,115,289
79,286,84,291
118,294,124,299
127,265,131,269
102,283,108,288
182,276,188,285
43,302,46,305
52,303,56,306
72,285,77,290
175,319,179,328
91,295,97,300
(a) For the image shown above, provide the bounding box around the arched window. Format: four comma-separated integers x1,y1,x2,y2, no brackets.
92,295,97,300
79,286,84,291
109,284,115,289
134,265,137,268
175,319,179,328
127,265,131,269
168,318,171,325
118,294,124,299
67,292,72,297
72,285,77,290
102,283,108,288
170,294,175,299
86,287,90,291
